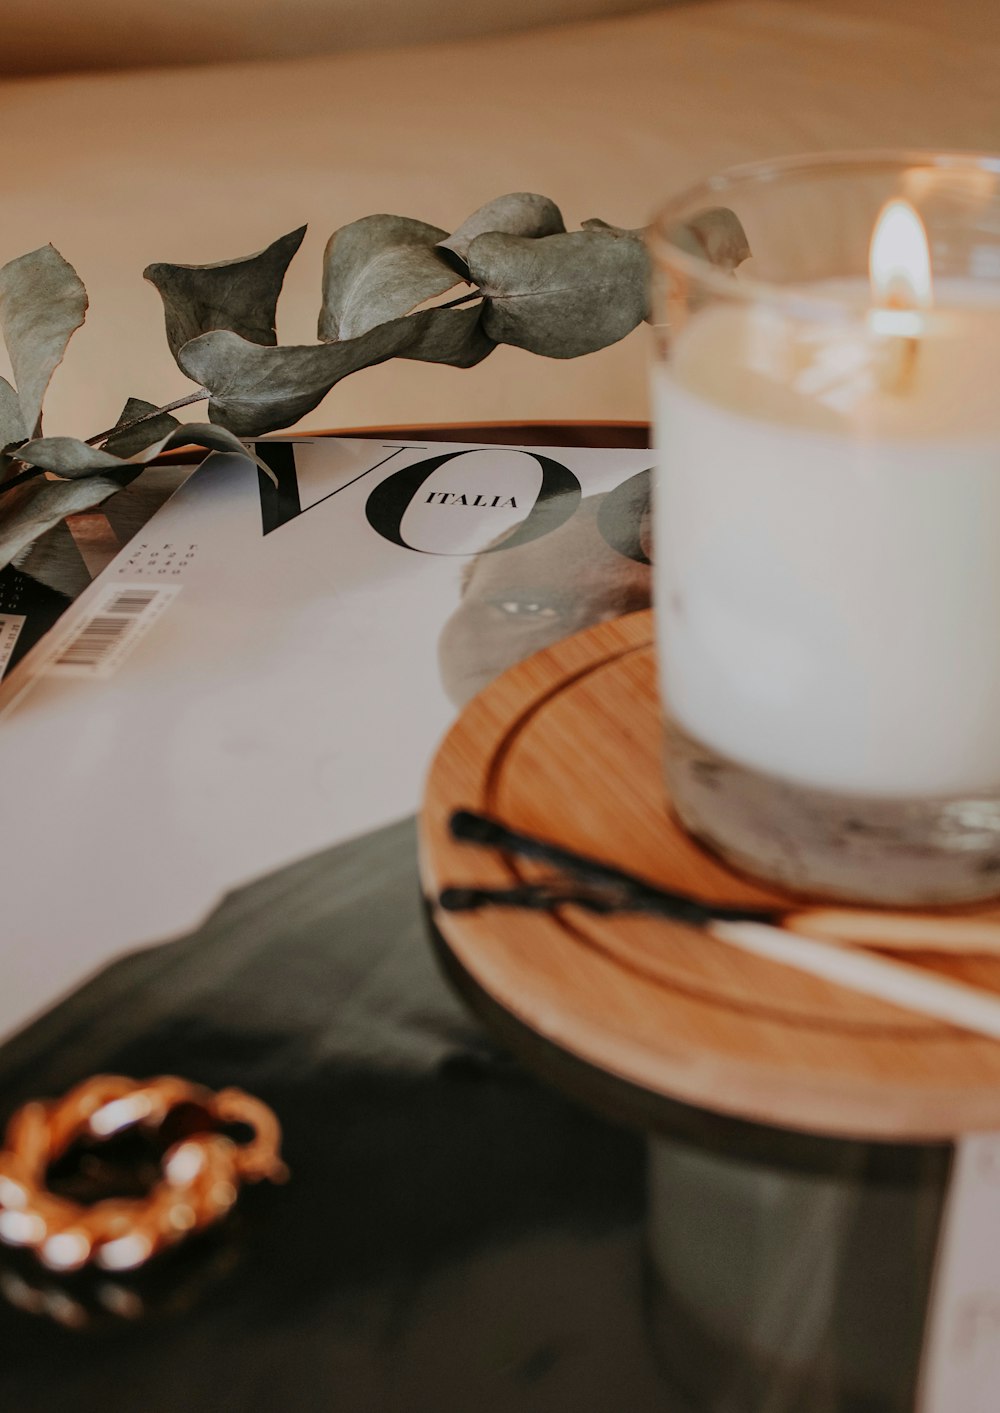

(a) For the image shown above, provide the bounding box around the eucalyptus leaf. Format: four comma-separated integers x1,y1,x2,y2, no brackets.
581,217,643,240
137,422,268,475
180,304,494,437
103,397,180,457
0,377,26,484
468,229,648,359
14,439,126,477
144,226,306,359
179,320,420,436
0,474,126,571
135,418,276,480
16,423,273,483
399,305,494,369
0,245,88,439
583,208,750,272
13,518,95,599
438,194,565,271
667,206,751,271
0,376,25,453
318,215,460,343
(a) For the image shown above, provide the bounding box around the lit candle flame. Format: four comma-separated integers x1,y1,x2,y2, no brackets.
870,199,933,311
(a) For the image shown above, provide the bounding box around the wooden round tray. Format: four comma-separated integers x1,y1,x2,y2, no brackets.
420,610,1000,1142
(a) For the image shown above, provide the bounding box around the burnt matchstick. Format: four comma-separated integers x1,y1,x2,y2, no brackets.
441,809,1000,1043
446,809,771,928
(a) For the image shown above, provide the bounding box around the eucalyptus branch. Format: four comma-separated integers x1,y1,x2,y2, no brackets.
0,195,748,568
85,388,209,447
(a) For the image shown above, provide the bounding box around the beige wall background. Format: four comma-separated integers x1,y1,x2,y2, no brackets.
2,0,670,74
3,0,998,446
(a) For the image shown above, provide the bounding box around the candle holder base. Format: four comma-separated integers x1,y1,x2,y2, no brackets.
666,719,1000,907
422,609,1000,1138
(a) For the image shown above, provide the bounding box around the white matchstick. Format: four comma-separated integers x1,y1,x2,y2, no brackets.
712,920,1000,1042
783,908,1000,956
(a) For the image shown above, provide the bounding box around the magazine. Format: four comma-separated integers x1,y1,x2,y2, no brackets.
0,435,653,1039
0,563,73,679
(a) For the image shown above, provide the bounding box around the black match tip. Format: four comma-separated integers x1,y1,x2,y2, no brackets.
439,887,479,911
449,810,497,844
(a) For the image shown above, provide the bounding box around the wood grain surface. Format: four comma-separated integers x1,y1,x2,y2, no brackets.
420,610,1000,1141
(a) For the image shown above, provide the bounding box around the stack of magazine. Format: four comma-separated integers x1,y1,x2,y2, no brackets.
0,435,652,1039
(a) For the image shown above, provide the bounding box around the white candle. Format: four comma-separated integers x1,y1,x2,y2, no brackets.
654,207,1000,798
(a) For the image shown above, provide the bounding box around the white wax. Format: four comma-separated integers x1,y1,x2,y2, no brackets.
654,289,1000,797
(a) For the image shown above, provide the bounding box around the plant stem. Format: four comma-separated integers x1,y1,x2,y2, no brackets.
0,388,212,499
0,465,43,497
434,290,484,311
85,388,210,447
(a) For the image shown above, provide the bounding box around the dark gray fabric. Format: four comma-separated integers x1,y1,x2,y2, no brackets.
0,818,660,1413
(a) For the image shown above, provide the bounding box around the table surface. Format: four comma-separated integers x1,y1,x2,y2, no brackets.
0,424,938,1413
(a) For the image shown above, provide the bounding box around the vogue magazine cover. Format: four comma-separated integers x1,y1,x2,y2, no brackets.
0,436,652,1037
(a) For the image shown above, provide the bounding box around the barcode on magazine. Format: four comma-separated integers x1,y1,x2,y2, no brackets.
102,590,162,615
0,614,26,679
45,584,180,679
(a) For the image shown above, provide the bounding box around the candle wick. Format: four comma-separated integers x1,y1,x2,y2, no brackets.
877,290,920,397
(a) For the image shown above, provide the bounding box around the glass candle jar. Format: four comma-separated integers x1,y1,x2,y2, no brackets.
649,151,1000,905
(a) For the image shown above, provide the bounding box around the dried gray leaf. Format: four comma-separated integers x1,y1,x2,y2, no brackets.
0,474,124,571
138,422,267,475
180,307,492,437
0,418,276,566
583,208,749,272
399,305,494,369
0,376,25,453
581,217,643,240
583,207,748,327
468,229,648,359
145,227,306,359
17,422,271,481
103,397,180,457
179,319,423,435
668,206,751,271
13,519,94,599
0,245,88,439
438,194,565,271
14,438,126,477
101,465,192,546
318,215,460,343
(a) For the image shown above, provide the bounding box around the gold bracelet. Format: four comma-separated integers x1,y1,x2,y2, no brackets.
0,1075,288,1274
